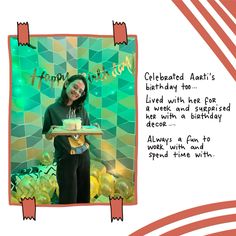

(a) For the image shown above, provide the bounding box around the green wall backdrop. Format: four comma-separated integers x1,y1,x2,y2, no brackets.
10,36,137,181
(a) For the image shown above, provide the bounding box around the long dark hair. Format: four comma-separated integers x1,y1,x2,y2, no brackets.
58,74,88,109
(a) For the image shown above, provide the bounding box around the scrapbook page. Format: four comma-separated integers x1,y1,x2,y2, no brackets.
0,0,235,235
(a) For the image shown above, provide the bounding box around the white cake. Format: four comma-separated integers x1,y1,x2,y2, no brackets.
63,118,82,130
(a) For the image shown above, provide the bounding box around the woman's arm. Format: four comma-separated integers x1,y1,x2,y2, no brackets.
42,107,54,140
44,127,54,140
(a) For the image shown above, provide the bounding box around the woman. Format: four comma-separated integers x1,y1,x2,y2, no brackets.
42,74,90,204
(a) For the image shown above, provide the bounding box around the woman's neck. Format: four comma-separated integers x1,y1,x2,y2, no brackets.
67,100,73,106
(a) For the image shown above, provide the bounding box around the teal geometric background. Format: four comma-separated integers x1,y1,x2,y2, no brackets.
10,36,137,182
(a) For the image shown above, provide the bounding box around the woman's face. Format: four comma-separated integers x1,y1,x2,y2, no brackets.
65,79,85,105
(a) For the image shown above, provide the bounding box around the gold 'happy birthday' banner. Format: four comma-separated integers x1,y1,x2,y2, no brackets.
31,56,135,90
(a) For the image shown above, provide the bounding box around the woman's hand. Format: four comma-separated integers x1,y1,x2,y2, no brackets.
45,126,57,140
93,123,100,128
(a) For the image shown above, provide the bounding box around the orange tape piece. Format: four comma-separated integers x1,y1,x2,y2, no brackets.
17,22,30,45
21,197,36,220
109,196,123,222
17,22,36,49
112,21,128,46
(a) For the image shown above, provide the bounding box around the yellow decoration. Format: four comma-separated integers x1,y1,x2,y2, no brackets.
48,175,58,190
112,192,123,198
98,173,116,197
100,183,114,197
90,197,96,203
38,175,55,198
35,191,51,204
11,196,19,204
56,184,59,197
11,191,20,204
90,160,106,179
90,176,99,199
99,173,116,186
90,168,99,179
111,56,133,78
40,151,53,166
115,178,133,199
15,175,38,200
124,195,135,203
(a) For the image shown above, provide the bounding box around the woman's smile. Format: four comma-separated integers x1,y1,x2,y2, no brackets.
70,90,79,99
66,79,85,104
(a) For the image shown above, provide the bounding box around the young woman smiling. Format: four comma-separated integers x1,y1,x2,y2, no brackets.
42,74,91,204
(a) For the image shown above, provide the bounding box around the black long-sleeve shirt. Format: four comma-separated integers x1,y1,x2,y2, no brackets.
42,100,90,161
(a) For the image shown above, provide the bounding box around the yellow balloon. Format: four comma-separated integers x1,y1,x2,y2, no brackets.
112,192,122,198
38,175,55,198
40,151,53,166
99,173,116,186
35,191,51,204
100,183,114,197
16,175,38,200
90,167,99,179
11,196,19,204
90,160,106,178
90,176,99,199
90,197,96,203
56,184,59,197
124,195,135,203
48,175,58,191
115,178,133,199
11,191,19,204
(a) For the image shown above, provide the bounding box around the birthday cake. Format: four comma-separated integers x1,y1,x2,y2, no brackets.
63,118,82,131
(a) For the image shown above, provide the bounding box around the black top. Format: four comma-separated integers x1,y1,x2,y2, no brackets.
42,100,90,161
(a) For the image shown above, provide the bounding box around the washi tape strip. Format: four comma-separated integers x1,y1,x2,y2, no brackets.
17,22,36,49
112,21,128,46
109,196,123,222
21,197,36,220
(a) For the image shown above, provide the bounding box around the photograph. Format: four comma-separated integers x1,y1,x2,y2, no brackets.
10,35,137,205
